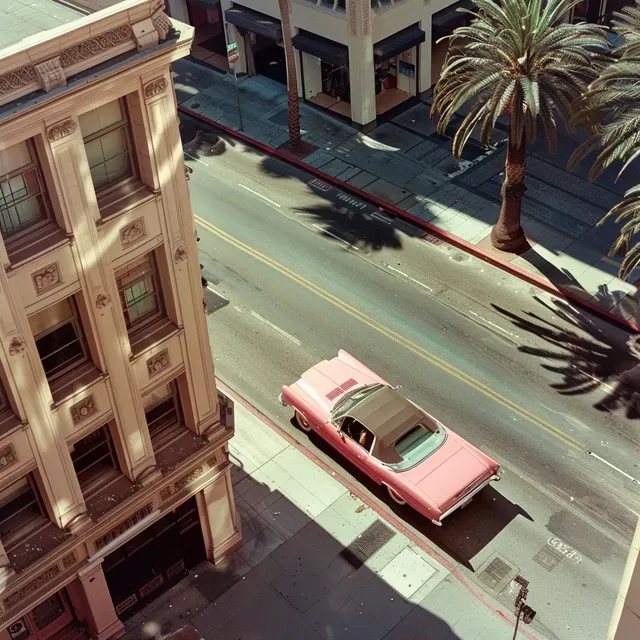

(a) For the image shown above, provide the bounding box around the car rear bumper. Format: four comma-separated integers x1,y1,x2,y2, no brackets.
431,472,501,526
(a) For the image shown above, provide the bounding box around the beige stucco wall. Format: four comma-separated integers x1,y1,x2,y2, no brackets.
609,518,640,639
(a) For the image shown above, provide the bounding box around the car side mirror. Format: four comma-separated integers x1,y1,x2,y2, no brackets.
393,384,403,390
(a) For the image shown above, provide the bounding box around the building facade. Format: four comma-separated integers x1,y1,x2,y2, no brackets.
0,2,240,639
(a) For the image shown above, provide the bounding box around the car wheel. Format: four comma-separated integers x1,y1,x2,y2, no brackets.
387,486,406,506
295,411,312,432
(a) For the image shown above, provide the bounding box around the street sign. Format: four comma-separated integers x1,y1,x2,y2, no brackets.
227,41,239,64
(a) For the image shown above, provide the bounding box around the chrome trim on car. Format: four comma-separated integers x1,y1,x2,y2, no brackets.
278,392,287,406
431,472,501,526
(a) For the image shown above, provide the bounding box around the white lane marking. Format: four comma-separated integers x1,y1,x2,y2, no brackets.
467,310,521,345
587,451,639,485
250,311,300,346
183,151,209,167
547,537,583,564
312,224,360,251
371,211,392,224
206,284,227,298
238,183,281,208
387,265,433,292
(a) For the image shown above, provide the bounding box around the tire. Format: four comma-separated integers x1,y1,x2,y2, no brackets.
295,411,312,432
387,485,406,506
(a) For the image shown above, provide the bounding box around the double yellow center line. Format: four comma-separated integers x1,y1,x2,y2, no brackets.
196,215,583,452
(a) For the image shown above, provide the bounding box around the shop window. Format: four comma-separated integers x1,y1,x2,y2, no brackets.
115,252,164,337
0,139,51,241
29,297,88,382
71,425,121,497
0,475,48,554
79,98,137,195
6,592,73,640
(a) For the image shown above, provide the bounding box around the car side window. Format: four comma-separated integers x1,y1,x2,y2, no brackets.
340,417,374,453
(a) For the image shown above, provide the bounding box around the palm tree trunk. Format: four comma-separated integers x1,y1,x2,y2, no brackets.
490,127,528,253
278,0,301,151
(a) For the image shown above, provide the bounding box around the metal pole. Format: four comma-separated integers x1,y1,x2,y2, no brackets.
234,68,244,132
512,604,522,640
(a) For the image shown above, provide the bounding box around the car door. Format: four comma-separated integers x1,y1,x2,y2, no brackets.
333,417,376,476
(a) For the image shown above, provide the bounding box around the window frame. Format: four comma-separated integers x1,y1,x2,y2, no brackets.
338,416,375,454
144,382,183,441
115,251,164,334
0,138,52,241
0,473,47,550
33,297,88,382
81,98,138,197
71,424,120,497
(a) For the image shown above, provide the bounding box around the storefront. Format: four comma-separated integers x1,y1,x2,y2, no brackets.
102,497,206,620
224,5,285,84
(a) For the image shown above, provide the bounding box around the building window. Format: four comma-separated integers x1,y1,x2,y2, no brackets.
0,139,50,239
0,475,47,552
71,426,119,496
79,98,136,194
145,382,182,442
29,297,88,381
116,252,163,333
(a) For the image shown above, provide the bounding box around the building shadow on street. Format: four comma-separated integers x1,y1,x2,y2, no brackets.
302,424,532,574
118,465,477,640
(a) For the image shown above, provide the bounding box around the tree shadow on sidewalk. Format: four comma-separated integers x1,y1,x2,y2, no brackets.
492,295,640,419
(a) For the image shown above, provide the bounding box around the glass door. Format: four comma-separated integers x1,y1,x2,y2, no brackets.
7,592,73,640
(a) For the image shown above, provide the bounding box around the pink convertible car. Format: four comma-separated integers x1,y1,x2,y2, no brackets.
280,350,501,526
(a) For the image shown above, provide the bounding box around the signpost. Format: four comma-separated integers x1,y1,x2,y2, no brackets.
226,42,244,131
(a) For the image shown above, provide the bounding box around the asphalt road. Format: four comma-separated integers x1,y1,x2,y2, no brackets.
180,113,640,640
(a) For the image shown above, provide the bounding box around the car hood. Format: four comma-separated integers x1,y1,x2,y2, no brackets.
400,435,492,510
293,358,380,414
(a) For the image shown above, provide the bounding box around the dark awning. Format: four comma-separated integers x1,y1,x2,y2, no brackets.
373,24,425,63
432,0,475,32
292,32,348,67
188,0,221,10
224,6,282,40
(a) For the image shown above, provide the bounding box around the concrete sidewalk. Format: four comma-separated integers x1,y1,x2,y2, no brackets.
172,57,640,328
121,387,545,640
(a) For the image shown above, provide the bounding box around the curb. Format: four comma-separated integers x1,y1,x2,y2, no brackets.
217,377,540,640
179,105,638,335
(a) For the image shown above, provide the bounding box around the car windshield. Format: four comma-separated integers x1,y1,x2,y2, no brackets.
331,383,383,419
386,423,446,472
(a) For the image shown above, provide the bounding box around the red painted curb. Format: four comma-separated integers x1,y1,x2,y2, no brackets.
217,377,540,640
180,104,638,335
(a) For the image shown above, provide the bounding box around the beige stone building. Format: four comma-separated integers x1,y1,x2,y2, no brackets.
0,1,240,638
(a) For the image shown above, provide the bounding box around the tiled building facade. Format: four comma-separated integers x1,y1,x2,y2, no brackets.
0,2,240,639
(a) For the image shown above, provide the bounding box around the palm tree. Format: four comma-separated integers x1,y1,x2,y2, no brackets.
569,1,640,279
432,0,607,252
278,0,302,151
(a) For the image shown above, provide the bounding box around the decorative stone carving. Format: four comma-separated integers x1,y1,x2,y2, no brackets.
152,9,173,40
96,293,111,309
348,0,357,37
146,350,169,378
184,165,193,181
120,218,146,248
62,552,77,569
0,445,18,471
132,18,159,51
3,564,61,610
206,455,218,469
173,466,205,493
59,25,134,68
32,262,62,295
362,0,371,37
160,486,172,501
34,57,66,92
47,119,76,142
8,337,24,356
143,76,168,100
174,246,187,263
70,395,97,424
0,66,37,97
94,503,153,550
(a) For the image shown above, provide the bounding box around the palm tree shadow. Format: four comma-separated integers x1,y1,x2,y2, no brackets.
295,203,403,253
492,295,640,417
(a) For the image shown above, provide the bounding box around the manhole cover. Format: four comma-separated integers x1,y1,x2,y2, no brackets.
340,520,395,569
190,103,200,109
534,546,563,572
479,556,514,590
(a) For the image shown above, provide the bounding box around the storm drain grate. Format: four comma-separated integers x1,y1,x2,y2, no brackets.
479,557,513,590
340,520,395,569
534,546,563,572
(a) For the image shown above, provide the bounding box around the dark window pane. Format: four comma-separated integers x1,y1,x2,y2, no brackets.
36,322,83,376
32,593,65,630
